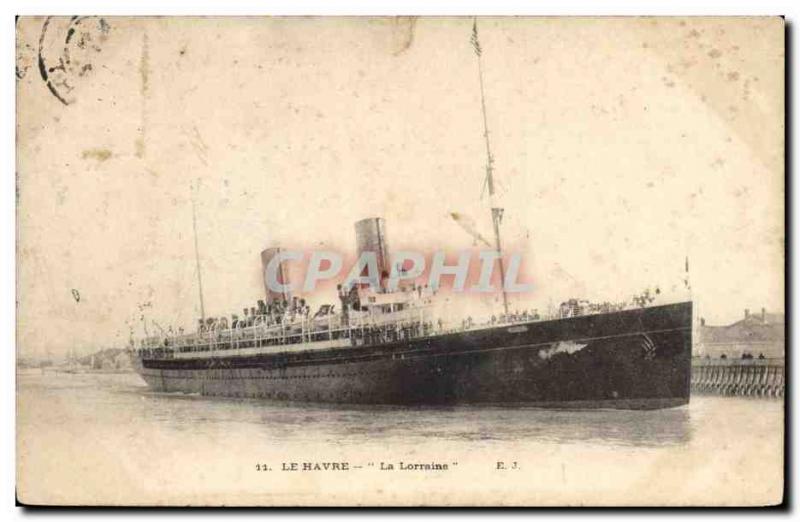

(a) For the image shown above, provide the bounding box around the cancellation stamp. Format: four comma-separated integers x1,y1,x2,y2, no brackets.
36,16,110,105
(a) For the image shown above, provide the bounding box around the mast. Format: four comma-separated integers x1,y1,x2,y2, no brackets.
471,18,510,316
191,180,206,321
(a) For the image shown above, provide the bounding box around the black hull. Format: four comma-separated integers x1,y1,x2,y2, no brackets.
134,302,692,410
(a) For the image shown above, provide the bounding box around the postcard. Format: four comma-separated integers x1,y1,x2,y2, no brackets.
15,16,785,506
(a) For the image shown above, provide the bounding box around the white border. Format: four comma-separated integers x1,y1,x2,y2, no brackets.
7,1,796,16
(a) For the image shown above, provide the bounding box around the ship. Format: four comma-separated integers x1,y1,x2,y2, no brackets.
130,20,692,410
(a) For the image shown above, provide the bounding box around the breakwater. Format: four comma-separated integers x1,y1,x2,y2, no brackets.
691,358,784,398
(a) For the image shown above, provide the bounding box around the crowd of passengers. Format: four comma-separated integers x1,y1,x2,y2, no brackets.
139,287,661,356
196,296,331,334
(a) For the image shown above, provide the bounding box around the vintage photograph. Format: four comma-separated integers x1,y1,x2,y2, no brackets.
15,16,784,506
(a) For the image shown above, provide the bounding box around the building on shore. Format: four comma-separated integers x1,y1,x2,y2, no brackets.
695,308,784,359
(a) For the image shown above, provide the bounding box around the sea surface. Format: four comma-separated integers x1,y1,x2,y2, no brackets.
16,370,784,506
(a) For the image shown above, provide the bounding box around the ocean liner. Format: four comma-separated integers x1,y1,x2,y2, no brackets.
130,21,692,410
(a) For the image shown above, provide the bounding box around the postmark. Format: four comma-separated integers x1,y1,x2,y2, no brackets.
37,16,111,105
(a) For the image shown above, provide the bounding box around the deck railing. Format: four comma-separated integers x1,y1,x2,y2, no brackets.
137,299,670,359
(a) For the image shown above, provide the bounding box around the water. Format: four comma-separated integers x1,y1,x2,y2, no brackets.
17,371,784,506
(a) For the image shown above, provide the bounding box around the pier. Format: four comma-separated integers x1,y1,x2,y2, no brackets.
691,358,784,398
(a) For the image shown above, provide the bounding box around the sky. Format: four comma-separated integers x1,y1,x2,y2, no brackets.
16,17,784,358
